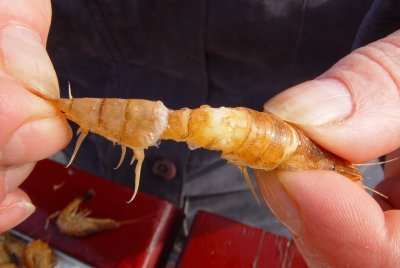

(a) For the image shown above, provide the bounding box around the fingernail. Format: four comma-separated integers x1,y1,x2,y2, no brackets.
256,171,301,235
15,201,36,213
264,79,353,126
0,25,59,98
0,201,36,222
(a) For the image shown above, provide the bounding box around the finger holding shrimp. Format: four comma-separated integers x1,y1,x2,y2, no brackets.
257,30,400,266
255,169,400,266
0,0,72,231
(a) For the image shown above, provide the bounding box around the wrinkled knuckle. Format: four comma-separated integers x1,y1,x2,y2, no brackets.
353,44,400,93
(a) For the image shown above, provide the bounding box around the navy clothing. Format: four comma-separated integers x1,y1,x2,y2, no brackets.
354,0,400,48
47,0,381,235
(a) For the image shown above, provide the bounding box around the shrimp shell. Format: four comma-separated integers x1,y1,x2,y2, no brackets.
50,97,361,200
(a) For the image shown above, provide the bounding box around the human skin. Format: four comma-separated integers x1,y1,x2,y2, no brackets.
0,0,71,232
1,0,400,266
256,30,400,266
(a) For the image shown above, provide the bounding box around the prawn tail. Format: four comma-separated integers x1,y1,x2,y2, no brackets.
66,128,88,168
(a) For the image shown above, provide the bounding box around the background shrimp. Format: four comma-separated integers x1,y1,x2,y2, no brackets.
48,190,119,237
48,96,361,202
0,233,54,268
24,240,54,268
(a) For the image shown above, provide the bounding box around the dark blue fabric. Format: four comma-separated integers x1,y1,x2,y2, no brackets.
47,0,376,231
354,0,400,49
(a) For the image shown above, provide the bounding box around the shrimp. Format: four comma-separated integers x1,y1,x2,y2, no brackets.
1,233,25,267
24,240,53,268
0,234,12,265
0,233,54,268
0,263,18,268
53,190,119,237
47,96,361,202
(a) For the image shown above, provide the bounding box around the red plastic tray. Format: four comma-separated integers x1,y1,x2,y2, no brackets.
178,211,307,268
16,159,184,267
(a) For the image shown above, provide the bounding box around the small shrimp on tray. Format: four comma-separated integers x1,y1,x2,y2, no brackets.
51,190,119,237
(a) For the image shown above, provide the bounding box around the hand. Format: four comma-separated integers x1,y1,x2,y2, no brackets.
255,30,400,265
0,0,71,232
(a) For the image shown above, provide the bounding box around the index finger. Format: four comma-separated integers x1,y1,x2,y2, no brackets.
0,0,58,98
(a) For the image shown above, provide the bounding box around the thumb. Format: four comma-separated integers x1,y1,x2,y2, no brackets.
255,170,400,266
264,30,400,163
0,1,71,232
259,30,400,265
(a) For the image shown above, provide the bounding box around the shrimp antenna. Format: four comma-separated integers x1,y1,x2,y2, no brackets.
354,157,400,167
239,166,261,206
360,176,388,199
117,213,157,226
127,149,144,203
363,185,388,199
114,145,127,169
66,128,88,168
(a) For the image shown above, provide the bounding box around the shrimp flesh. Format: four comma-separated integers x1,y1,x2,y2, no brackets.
48,97,361,202
53,190,119,237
